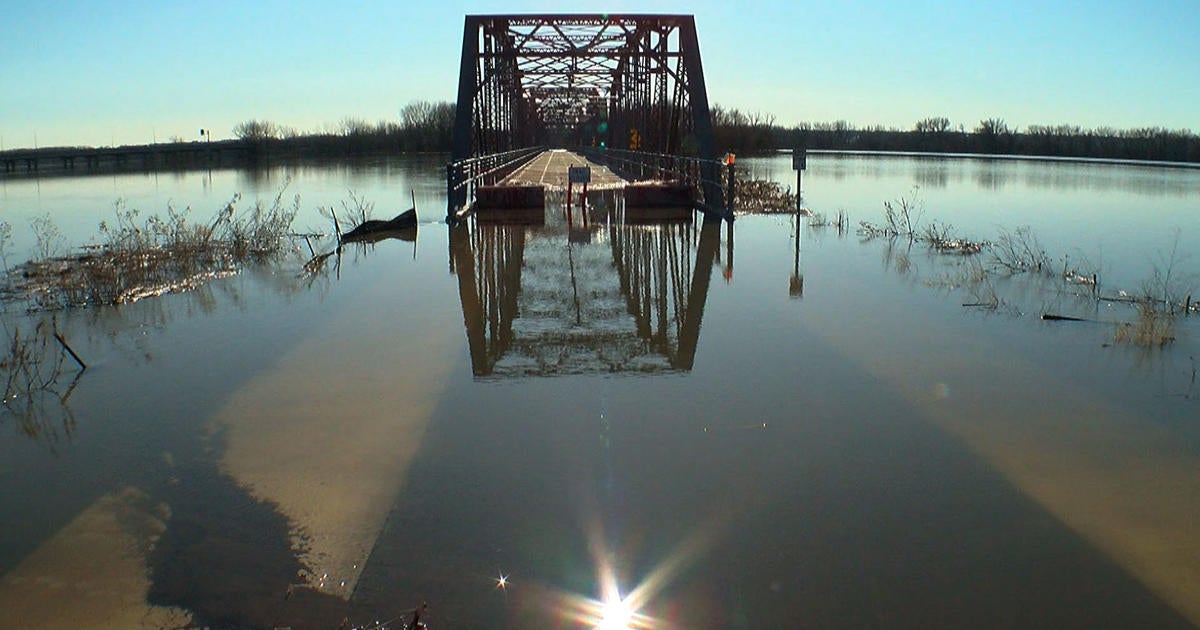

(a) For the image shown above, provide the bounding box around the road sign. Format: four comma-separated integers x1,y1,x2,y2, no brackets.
792,149,807,170
568,165,591,184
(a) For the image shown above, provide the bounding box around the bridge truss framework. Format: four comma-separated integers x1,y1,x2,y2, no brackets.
451,14,718,167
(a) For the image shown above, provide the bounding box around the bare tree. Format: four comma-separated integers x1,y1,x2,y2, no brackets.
915,117,951,133
974,118,1012,136
399,100,455,149
233,120,291,142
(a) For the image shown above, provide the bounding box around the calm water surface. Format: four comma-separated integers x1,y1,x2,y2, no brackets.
1,155,1199,629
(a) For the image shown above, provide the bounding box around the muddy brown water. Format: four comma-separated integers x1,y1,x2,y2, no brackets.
1,154,1199,628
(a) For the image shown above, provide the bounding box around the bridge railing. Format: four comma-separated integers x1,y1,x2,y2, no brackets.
446,146,546,220
581,147,732,219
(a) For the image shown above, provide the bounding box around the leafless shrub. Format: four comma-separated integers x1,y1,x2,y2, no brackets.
1107,231,1197,349
30,213,65,262
0,220,11,271
341,190,375,226
859,189,924,238
989,226,1051,274
1141,230,1196,313
860,192,988,256
0,220,12,294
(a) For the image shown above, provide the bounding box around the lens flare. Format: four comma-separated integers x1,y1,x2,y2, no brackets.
597,594,632,629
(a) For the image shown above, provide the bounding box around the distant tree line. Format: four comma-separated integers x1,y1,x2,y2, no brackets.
233,100,455,156
713,111,1200,163
710,105,777,156
229,99,1198,164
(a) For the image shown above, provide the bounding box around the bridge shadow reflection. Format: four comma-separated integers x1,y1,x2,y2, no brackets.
449,208,722,377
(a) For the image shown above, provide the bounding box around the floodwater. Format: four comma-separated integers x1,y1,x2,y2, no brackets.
1,155,1199,629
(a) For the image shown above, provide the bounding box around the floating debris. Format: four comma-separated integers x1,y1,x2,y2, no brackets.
929,237,989,255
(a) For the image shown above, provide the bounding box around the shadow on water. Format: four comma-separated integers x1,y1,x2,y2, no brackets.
351,303,1194,628
147,461,352,629
346,210,1194,628
0,261,392,627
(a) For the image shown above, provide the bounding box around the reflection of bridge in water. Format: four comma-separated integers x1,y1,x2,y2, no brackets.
450,203,724,377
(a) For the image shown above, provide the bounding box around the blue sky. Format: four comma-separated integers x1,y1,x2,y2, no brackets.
1,0,1196,149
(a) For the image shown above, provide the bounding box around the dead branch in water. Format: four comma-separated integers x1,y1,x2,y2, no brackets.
990,226,1051,274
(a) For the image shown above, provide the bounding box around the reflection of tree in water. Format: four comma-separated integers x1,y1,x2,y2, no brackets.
972,162,1012,190
913,160,950,188
0,315,84,455
451,213,721,377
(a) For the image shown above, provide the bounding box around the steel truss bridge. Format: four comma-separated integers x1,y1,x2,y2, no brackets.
447,14,729,220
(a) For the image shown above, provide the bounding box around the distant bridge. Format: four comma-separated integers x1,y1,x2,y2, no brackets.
0,140,253,174
446,14,733,222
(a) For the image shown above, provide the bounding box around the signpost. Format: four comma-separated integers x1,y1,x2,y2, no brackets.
567,165,592,224
568,165,591,184
792,147,806,212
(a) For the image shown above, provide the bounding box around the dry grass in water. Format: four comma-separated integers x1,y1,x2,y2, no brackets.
733,178,798,214
859,190,989,255
1109,232,1196,348
1114,302,1177,347
809,210,849,233
857,192,1196,343
2,185,300,311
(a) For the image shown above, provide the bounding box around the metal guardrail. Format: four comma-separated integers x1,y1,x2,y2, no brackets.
581,147,732,219
446,146,546,220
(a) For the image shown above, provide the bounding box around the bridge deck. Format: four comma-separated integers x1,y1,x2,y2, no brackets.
474,148,692,215
501,149,626,189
